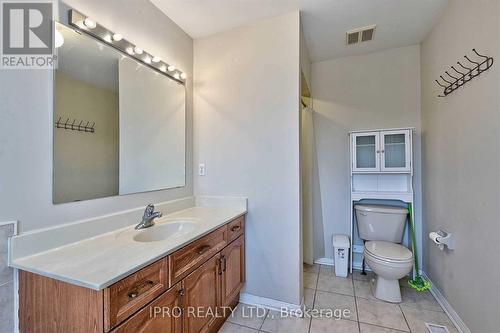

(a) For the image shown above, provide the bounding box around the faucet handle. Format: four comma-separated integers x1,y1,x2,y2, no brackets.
144,204,155,217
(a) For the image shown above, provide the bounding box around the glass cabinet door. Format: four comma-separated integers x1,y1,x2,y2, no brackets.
352,132,380,172
380,130,411,172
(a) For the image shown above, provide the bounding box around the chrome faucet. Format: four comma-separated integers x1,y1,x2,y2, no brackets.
135,204,163,230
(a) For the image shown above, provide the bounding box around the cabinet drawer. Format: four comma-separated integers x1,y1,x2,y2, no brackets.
227,216,245,243
169,226,227,286
104,258,169,332
112,283,183,333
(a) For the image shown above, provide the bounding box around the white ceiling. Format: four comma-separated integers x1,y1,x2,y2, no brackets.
150,0,448,62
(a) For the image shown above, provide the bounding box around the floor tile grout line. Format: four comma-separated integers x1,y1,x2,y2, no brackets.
225,321,261,332
307,266,321,333
257,308,269,331
358,319,410,333
352,273,361,333
359,321,411,333
399,304,412,333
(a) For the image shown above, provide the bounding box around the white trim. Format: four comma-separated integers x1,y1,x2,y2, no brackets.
2,221,19,333
313,257,372,272
421,271,471,333
313,257,334,266
239,293,303,313
349,127,415,134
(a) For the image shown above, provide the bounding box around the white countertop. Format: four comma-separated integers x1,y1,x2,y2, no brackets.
10,205,246,290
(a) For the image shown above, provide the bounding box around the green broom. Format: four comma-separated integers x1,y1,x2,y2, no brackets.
407,203,431,292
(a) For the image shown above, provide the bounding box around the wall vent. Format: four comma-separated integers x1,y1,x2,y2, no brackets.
346,25,376,45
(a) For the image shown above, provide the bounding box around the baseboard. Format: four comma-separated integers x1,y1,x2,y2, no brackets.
239,293,303,314
421,271,471,333
3,220,19,333
313,257,372,272
313,257,334,266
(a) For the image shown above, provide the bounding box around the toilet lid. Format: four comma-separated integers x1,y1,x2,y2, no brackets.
365,241,413,262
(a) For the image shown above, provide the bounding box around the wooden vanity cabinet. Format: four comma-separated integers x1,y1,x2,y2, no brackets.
19,215,246,333
112,283,183,333
183,255,221,333
221,235,245,307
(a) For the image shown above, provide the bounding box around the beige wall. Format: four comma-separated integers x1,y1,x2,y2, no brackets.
311,45,423,265
0,0,193,232
194,12,302,305
54,72,119,203
421,1,500,331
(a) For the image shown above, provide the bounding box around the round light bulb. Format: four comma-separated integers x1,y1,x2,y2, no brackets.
133,46,143,55
54,30,64,48
180,72,187,79
167,65,175,72
173,72,180,80
160,65,167,72
103,35,112,43
112,33,123,41
126,47,134,55
83,18,96,29
152,56,161,63
144,56,151,64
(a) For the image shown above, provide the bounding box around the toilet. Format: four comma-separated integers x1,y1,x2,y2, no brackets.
355,204,413,303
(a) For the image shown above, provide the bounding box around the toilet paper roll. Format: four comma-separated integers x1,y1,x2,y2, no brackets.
429,232,444,250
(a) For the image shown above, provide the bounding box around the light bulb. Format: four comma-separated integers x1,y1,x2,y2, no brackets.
133,46,143,55
112,33,123,41
103,35,112,43
144,56,151,64
160,65,167,72
173,72,180,80
180,72,187,79
167,65,175,72
152,56,161,63
126,47,134,55
55,30,64,48
83,18,96,29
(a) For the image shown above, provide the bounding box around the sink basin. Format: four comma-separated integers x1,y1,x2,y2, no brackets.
133,221,198,243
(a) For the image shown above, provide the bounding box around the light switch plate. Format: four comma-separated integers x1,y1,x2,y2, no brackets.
198,163,206,176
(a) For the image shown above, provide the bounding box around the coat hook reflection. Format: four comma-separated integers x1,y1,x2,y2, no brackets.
54,117,95,133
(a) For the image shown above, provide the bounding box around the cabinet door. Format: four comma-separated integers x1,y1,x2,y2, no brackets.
183,255,221,333
221,235,245,307
380,130,411,172
112,283,183,333
352,132,380,172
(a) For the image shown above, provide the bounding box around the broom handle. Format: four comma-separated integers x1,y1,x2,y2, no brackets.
408,203,420,277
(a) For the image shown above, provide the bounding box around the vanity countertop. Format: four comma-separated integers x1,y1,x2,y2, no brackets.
10,205,246,290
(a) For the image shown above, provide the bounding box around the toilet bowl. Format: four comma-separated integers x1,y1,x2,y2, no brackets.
364,241,413,303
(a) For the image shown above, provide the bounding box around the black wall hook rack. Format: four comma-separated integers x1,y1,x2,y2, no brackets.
435,48,494,97
55,117,95,133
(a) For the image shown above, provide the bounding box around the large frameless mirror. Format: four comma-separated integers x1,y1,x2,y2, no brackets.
53,22,186,204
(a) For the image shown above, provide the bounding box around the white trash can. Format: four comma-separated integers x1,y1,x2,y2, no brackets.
333,234,350,278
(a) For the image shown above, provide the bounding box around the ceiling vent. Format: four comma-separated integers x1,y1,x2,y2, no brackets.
346,25,376,45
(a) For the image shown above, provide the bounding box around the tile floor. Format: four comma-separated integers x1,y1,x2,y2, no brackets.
219,264,458,333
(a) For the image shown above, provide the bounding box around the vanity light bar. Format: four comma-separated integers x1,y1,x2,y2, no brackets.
68,9,186,84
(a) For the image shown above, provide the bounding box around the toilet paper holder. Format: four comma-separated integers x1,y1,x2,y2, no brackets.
429,230,455,250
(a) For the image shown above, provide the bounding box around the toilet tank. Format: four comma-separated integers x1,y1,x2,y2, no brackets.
354,205,408,243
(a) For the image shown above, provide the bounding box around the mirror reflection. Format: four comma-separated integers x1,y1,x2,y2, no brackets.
53,23,185,204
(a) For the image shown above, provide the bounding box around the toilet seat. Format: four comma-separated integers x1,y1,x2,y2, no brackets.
364,241,413,264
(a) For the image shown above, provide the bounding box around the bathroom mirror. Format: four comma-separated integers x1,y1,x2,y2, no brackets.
53,22,186,204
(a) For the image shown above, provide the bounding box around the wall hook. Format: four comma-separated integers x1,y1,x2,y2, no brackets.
435,49,493,97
